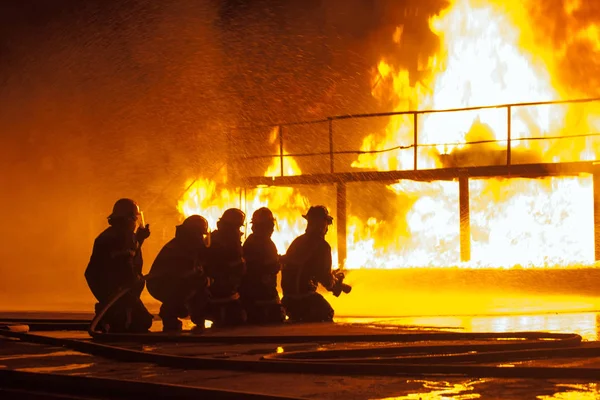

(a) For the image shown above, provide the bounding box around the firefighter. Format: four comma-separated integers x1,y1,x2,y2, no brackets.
240,207,285,324
85,198,153,333
146,215,211,332
205,208,248,327
281,205,351,323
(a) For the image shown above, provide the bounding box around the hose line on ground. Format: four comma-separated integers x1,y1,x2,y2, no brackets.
3,286,600,383
2,324,600,380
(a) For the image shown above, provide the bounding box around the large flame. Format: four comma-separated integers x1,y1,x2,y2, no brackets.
178,128,322,255
347,0,599,268
179,0,599,269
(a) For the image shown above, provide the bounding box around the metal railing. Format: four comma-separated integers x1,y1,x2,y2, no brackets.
228,97,600,177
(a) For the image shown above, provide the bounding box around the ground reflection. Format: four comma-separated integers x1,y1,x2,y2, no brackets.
375,381,600,400
338,311,600,340
537,384,600,399
376,379,483,399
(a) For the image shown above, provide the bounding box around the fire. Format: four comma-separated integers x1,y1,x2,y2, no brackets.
179,0,599,269
177,129,314,255
346,0,599,268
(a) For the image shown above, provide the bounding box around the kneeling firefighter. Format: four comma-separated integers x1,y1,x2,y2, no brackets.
281,205,351,323
146,215,211,332
205,208,247,327
84,198,153,333
239,207,286,324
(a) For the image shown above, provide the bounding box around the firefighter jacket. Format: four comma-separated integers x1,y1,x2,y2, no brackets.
281,232,334,297
205,229,246,299
85,226,143,303
240,233,280,302
146,237,207,297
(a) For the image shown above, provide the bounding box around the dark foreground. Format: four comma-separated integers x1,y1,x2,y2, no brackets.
3,312,600,399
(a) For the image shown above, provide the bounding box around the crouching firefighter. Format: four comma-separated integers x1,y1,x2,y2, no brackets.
205,208,248,327
84,198,154,333
281,205,352,323
239,207,286,324
146,215,211,332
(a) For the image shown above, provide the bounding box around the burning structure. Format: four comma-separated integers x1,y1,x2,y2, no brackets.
178,0,600,277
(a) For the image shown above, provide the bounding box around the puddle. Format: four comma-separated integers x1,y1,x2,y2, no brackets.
537,383,600,399
374,380,600,399
375,379,484,399
338,312,600,341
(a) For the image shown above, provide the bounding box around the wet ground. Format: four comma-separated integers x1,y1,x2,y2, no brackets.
3,310,600,398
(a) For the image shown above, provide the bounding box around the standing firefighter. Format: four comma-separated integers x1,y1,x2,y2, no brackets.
85,198,153,333
281,205,351,323
240,207,285,324
205,208,247,327
146,215,211,332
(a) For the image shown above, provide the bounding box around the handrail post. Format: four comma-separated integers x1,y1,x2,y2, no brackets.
594,163,600,261
329,118,334,173
507,106,512,166
336,182,347,268
459,174,471,262
279,125,284,177
413,112,418,170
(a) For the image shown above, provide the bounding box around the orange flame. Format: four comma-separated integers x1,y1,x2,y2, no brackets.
346,0,599,268
179,0,600,269
178,129,334,256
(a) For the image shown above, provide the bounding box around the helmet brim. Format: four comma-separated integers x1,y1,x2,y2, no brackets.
176,223,207,235
302,214,333,225
107,213,140,220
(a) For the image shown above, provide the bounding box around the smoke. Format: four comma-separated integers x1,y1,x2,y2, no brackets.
524,0,600,96
0,0,232,310
0,0,424,311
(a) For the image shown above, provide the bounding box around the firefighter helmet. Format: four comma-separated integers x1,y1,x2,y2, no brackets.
219,208,246,227
178,215,209,235
108,198,140,221
251,207,275,224
302,205,333,225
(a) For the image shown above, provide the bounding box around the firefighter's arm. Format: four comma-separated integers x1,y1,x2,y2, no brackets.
135,224,151,245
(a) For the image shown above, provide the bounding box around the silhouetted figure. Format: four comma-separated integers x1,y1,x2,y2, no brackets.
240,208,285,324
205,208,248,327
146,215,211,332
85,198,153,333
281,205,350,323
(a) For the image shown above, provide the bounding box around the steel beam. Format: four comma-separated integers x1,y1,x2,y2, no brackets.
238,161,596,187
459,176,471,262
336,182,347,269
594,164,600,261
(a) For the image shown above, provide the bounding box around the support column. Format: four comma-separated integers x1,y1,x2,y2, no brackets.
594,164,600,261
336,182,347,269
459,176,471,262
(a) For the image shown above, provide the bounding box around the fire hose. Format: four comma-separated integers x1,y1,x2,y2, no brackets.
4,287,600,398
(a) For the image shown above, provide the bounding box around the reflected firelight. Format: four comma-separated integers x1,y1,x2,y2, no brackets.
337,312,600,341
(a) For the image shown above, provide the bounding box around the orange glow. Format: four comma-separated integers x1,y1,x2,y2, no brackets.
348,0,599,268
178,0,600,269
178,128,318,255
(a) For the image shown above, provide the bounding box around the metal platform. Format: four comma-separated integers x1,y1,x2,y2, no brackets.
226,98,600,266
239,160,597,186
